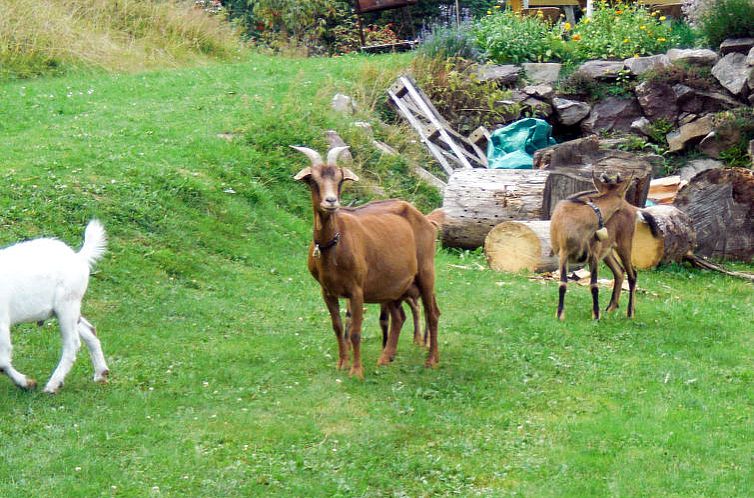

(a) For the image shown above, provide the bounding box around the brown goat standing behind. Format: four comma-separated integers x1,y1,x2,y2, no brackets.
550,173,655,320
293,146,440,378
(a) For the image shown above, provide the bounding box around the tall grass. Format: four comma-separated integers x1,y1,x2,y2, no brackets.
0,0,243,79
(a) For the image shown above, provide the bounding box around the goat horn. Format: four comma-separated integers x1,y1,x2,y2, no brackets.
290,146,323,166
327,146,350,166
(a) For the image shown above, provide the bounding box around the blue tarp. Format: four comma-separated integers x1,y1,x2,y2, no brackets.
486,118,557,169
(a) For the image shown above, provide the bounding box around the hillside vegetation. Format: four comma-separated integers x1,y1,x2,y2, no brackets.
0,0,242,79
0,54,752,496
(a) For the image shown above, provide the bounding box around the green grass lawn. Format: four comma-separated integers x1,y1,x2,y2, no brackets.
0,54,752,497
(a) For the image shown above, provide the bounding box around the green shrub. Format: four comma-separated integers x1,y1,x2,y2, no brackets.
410,55,519,134
570,1,676,60
419,23,482,61
474,10,566,63
698,0,754,47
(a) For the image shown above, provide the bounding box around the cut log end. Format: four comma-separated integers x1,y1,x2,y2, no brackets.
484,221,558,273
631,220,664,270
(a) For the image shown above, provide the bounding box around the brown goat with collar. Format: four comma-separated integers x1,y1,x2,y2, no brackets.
293,146,440,378
550,172,652,321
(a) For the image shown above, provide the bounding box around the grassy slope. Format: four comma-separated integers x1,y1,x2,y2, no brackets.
0,54,752,497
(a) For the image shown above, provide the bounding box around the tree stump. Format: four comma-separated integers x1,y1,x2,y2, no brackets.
632,205,696,269
484,220,558,272
441,168,550,248
674,167,754,261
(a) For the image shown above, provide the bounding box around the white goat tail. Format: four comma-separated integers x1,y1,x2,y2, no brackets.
79,219,107,269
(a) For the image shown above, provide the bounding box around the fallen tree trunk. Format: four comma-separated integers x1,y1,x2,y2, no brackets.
441,168,549,248
632,205,696,269
673,167,754,261
484,221,558,272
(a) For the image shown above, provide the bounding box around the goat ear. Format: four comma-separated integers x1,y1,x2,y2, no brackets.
294,167,312,182
593,171,608,193
342,168,359,182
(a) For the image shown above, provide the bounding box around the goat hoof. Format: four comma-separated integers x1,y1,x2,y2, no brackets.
349,366,364,379
336,358,349,370
94,369,110,384
377,356,390,366
43,384,61,395
23,378,37,390
424,357,439,368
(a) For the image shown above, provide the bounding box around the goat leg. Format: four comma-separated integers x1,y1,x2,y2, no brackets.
348,292,365,379
78,316,110,383
603,253,624,313
556,252,569,321
324,294,349,370
589,255,600,320
0,324,36,390
406,296,423,346
378,301,405,366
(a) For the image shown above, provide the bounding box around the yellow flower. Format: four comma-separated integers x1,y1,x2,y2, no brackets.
634,54,640,58
658,37,667,42
494,4,501,8
487,9,492,14
659,16,667,21
572,33,582,41
640,25,646,30
616,9,623,14
564,22,572,31
623,38,630,43
537,10,544,17
584,17,590,23
651,11,657,16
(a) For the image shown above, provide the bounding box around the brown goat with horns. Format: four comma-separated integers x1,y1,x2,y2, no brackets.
293,146,440,378
550,172,657,321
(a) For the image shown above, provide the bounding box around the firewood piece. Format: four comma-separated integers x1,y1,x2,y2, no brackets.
441,168,550,249
484,220,557,272
673,167,754,261
647,176,683,205
632,205,696,269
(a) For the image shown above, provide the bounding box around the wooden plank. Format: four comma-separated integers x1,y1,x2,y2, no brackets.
399,76,475,169
388,89,454,175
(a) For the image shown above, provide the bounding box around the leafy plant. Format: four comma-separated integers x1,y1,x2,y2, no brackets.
419,22,482,61
474,9,566,63
639,62,717,91
570,1,676,60
410,55,519,134
698,0,754,47
646,118,675,146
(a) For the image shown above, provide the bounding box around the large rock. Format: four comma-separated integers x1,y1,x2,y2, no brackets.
667,115,715,152
631,117,653,136
552,97,591,126
679,159,723,182
522,97,553,117
577,60,626,79
719,38,754,55
332,93,356,114
673,84,741,114
522,84,555,99
667,48,719,66
699,127,742,158
624,54,671,76
476,64,520,85
522,63,561,84
748,47,754,66
712,53,752,96
635,80,678,123
581,97,643,134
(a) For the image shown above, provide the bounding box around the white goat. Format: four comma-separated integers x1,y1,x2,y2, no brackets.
0,220,108,393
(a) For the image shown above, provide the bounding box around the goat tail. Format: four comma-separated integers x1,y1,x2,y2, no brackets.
637,209,660,238
426,208,445,230
79,219,107,269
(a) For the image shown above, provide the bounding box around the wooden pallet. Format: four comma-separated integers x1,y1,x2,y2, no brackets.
388,75,488,177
